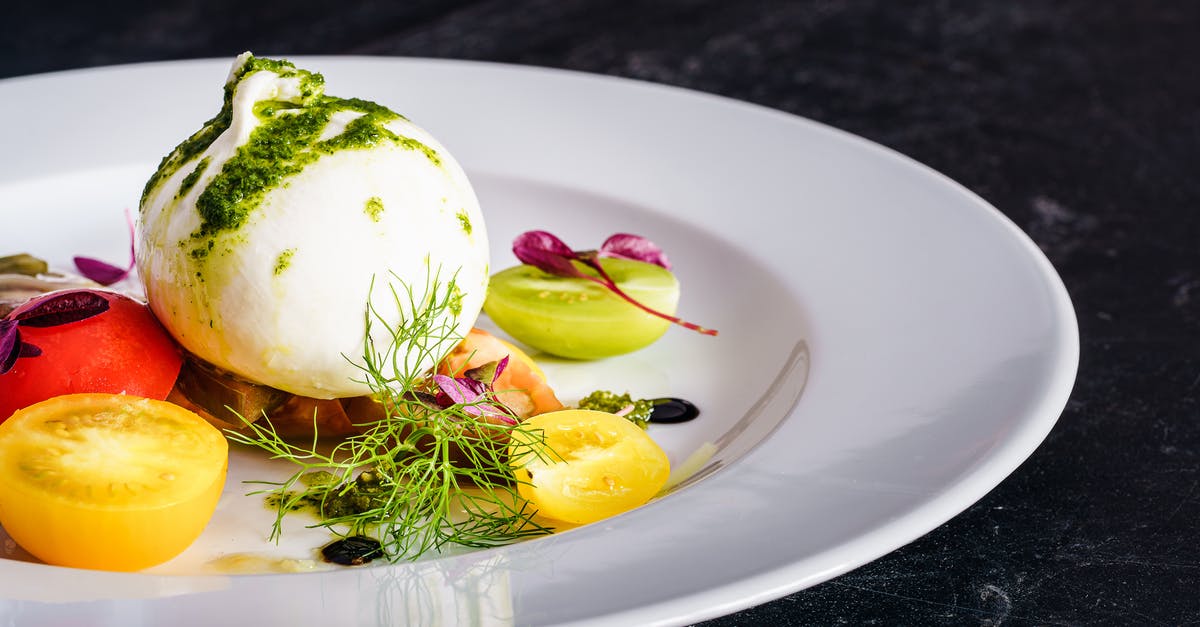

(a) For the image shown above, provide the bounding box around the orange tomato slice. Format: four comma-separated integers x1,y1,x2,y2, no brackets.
0,394,228,571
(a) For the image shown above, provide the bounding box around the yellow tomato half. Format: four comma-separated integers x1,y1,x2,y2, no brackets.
509,409,670,524
0,394,228,571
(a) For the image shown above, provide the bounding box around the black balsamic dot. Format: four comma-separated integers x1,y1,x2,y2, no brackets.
321,535,383,566
648,398,699,424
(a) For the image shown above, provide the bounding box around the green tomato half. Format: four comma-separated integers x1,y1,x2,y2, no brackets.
483,258,680,360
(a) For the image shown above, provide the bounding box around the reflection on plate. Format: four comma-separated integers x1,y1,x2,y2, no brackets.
0,57,1076,626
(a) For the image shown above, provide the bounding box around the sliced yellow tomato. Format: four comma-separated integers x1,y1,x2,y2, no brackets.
440,328,564,417
509,409,670,524
0,394,228,571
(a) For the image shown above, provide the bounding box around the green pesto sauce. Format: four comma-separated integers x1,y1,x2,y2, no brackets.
577,390,653,429
190,239,215,260
396,137,441,166
191,107,326,240
456,209,472,235
448,280,464,318
141,115,226,207
264,493,308,513
266,471,392,521
364,196,384,222
178,157,210,196
140,53,444,265
141,56,321,207
274,248,296,275
320,114,397,151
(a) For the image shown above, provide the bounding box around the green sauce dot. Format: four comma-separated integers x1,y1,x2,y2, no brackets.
274,248,296,275
365,197,384,222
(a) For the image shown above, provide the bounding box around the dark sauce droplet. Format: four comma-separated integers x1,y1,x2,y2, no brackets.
321,535,383,566
649,398,699,424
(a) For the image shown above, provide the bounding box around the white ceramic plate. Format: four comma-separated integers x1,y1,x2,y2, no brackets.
0,57,1077,626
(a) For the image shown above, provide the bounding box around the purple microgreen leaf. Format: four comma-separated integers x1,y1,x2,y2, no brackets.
0,319,16,347
513,230,718,336
73,257,132,286
0,320,19,375
14,290,110,328
19,342,42,358
465,356,510,386
73,208,136,286
433,371,517,424
512,231,587,278
487,411,519,426
435,374,488,406
492,355,509,383
470,397,518,425
408,390,440,409
458,376,489,398
598,233,672,270
433,374,468,406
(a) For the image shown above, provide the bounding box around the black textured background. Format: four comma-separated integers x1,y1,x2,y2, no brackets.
4,1,1199,624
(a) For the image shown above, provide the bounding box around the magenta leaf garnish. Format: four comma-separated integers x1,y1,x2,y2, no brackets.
513,230,718,336
432,357,518,425
73,257,132,286
74,208,136,286
0,320,19,374
14,291,110,328
513,231,584,278
1,289,112,374
598,233,672,270
433,374,474,406
464,355,509,385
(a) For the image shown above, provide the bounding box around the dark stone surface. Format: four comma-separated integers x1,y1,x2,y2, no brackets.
4,1,1198,623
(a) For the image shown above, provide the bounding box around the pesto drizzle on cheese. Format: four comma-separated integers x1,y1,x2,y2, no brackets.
456,209,473,235
140,54,442,263
273,248,296,276
178,157,210,197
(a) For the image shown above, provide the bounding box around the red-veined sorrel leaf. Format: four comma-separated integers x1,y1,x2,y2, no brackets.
598,233,671,270
511,230,718,336
512,231,586,279
74,208,135,286
14,290,110,328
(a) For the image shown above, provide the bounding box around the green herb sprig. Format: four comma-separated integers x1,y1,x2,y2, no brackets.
227,268,552,560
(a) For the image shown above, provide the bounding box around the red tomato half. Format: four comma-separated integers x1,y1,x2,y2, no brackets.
0,290,183,421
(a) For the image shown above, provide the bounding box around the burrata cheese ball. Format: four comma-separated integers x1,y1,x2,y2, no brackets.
137,53,487,398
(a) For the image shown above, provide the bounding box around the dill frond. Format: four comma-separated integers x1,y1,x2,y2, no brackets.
226,268,553,561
